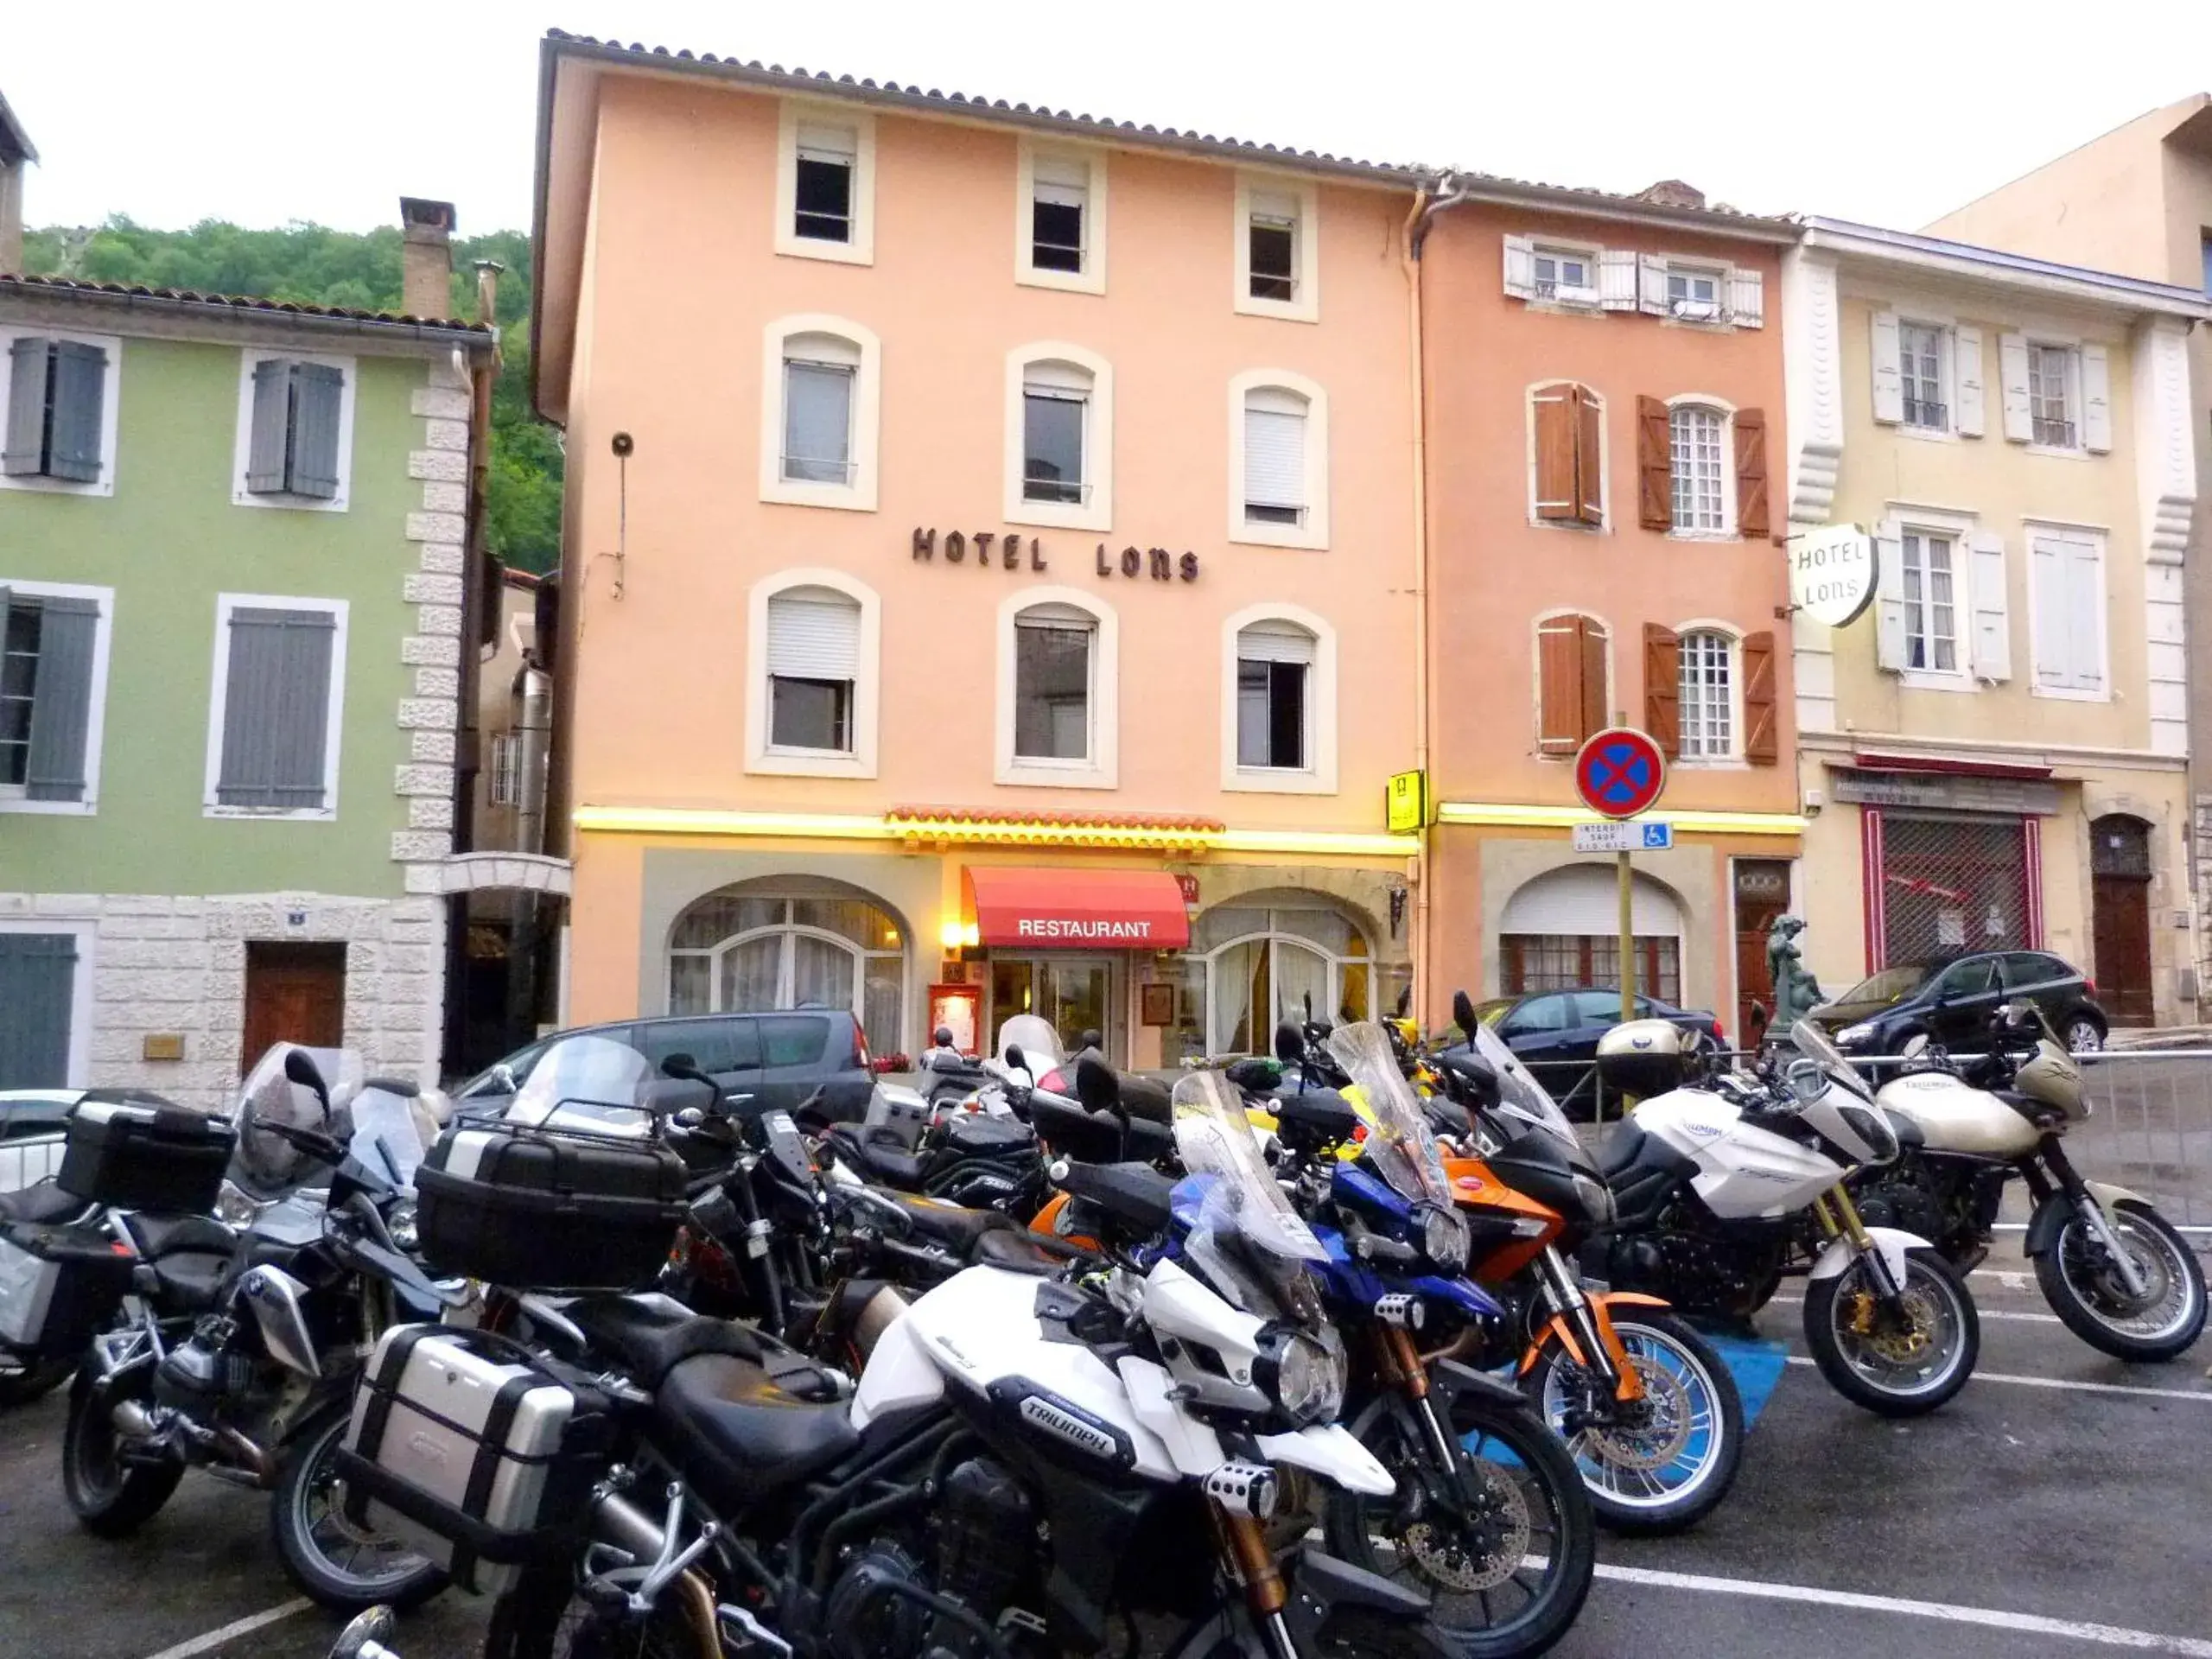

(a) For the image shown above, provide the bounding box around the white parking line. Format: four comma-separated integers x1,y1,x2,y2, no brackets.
142,1599,310,1659
1597,1563,2212,1655
1771,1294,2063,1325
1781,1355,2212,1402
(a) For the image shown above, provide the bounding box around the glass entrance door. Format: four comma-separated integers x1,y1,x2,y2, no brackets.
990,956,1116,1061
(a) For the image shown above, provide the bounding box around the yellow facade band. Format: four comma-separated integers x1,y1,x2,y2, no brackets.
1434,802,1810,836
571,806,1419,859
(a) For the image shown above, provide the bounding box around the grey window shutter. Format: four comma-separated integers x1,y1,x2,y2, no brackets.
245,358,293,493
217,607,337,809
24,595,99,801
286,363,345,498
45,342,107,483
3,336,51,476
0,932,77,1088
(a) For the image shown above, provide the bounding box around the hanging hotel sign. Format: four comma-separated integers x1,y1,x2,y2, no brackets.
1789,524,1877,627
911,529,1200,583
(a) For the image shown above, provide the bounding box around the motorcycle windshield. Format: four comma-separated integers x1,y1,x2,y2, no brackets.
1324,1021,1453,1210
1171,1071,1326,1319
347,1085,430,1191
995,1014,1065,1074
505,1035,659,1132
1790,1017,1873,1103
231,1043,367,1198
1468,1021,1581,1149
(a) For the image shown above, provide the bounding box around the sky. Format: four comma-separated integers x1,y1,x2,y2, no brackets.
6,1,2209,239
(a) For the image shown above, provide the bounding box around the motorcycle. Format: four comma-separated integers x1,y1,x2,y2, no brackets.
54,1046,454,1610
1859,1005,2206,1361
1583,1016,1982,1416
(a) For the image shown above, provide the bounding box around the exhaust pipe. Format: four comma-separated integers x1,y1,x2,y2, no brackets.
111,1400,158,1440
594,1490,668,1562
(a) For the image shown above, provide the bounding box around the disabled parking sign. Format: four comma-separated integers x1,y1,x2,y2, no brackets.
1574,728,1668,819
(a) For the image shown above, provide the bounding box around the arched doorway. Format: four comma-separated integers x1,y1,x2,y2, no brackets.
1172,898,1376,1059
2089,815,2152,1026
665,879,908,1052
1498,864,1688,1004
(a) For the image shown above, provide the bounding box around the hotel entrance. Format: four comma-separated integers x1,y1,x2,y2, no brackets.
986,956,1120,1064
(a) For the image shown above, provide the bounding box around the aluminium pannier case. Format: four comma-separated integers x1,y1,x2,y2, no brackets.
57,1091,238,1212
415,1122,689,1289
0,1223,137,1357
336,1323,613,1595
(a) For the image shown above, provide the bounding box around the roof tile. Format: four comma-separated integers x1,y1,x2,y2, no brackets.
0,273,496,336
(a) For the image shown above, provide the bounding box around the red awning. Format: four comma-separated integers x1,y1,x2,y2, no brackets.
963,868,1191,950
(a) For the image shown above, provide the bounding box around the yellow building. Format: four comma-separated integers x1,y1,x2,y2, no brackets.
1783,219,2210,1033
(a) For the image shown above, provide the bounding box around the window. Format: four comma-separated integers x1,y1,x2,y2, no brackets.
997,588,1116,786
747,570,879,778
1533,246,1595,302
774,105,875,264
1500,936,1681,1005
1228,371,1329,549
667,883,906,1055
1531,382,1605,528
1018,145,1105,292
1535,613,1608,756
1669,404,1726,531
232,352,354,511
1004,345,1112,531
1242,388,1307,526
1633,257,1763,327
760,316,879,510
487,733,520,807
0,923,95,1089
1999,334,2106,453
204,597,346,817
2029,528,2107,697
1666,264,1723,320
766,587,860,753
1899,322,1946,429
1235,621,1314,771
2028,344,2076,448
1874,314,1983,437
1234,176,1319,322
1901,531,1959,673
1167,901,1375,1061
0,585,108,810
2,334,115,492
1677,629,1734,759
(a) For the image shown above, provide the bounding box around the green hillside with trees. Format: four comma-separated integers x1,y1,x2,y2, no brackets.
21,219,562,573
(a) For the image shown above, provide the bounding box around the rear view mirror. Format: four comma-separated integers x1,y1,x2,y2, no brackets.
1747,1003,1770,1039
1452,989,1478,1036
1901,1033,1932,1058
659,1052,702,1079
1273,1021,1305,1065
1074,1055,1121,1117
283,1049,332,1116
1395,986,1412,1018
1002,1044,1028,1075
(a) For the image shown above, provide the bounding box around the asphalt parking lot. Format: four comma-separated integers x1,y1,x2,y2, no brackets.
2,1268,2207,1659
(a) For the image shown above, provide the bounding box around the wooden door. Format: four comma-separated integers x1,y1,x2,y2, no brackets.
1732,860,1793,1044
2091,876,2152,1026
242,942,346,1071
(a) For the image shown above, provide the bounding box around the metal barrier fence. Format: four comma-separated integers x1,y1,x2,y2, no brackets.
1541,1048,2212,1237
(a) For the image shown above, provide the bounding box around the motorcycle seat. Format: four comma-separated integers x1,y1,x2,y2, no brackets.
822,1125,927,1190
0,1179,90,1228
654,1351,861,1508
877,1191,1013,1254
972,1228,1084,1275
1996,1090,2067,1130
1027,1096,1173,1166
123,1212,237,1259
938,1114,1035,1160
1055,1160,1175,1241
1595,1125,1649,1180
147,1249,232,1312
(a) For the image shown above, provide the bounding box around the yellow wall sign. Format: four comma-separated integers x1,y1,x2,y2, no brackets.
1386,770,1427,833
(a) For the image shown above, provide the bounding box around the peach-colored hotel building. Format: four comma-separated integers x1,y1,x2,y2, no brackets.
529,33,1804,1059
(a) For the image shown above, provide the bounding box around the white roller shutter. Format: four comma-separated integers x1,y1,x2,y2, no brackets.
1243,389,1307,512
1238,620,1317,665
766,589,861,680
1032,154,1088,207
796,122,857,164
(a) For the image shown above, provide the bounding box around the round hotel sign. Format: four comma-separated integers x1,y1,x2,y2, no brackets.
1574,728,1667,820
1791,523,1878,628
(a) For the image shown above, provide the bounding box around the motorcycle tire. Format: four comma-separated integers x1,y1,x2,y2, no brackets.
61,1366,182,1537
1327,1391,1594,1658
1527,1310,1744,1535
270,1400,449,1614
2033,1197,2207,1362
1166,1604,1456,1659
1802,1245,1978,1416
0,1351,74,1408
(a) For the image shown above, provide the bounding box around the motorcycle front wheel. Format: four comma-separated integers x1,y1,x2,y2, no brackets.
1802,1245,1978,1415
1328,1392,1594,1657
2034,1197,2206,1362
61,1365,182,1537
1529,1310,1744,1535
270,1401,448,1613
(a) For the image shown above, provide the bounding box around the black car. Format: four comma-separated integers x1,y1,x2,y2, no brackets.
1808,950,2108,1056
1471,988,1725,1121
453,1008,876,1123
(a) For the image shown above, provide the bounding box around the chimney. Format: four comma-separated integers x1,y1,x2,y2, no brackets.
399,196,456,319
1636,179,1707,213
0,88,38,276
473,257,505,328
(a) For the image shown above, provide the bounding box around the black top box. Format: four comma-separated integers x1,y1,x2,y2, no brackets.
57,1092,238,1213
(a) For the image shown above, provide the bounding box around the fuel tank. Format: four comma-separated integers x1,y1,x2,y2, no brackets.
1875,1071,2039,1159
1630,1089,1844,1220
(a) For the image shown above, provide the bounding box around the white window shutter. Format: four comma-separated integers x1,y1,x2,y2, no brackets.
1874,525,1907,671
1637,254,1669,315
1503,235,1535,300
1953,326,1986,437
2080,344,2113,452
2067,540,2106,690
1727,268,1764,328
1870,311,1904,424
1243,400,1306,511
1598,249,1637,310
1967,531,2011,682
766,590,861,679
2030,537,2069,687
796,121,857,163
1238,620,1317,665
1999,333,2033,442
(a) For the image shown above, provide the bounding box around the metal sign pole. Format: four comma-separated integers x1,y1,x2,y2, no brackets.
1618,848,1636,1025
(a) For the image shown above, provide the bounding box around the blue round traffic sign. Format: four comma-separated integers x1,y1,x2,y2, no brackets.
1574,728,1667,819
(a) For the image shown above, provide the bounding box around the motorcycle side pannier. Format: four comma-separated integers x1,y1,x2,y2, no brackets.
337,1324,613,1595
57,1092,238,1212
415,1122,688,1289
0,1223,137,1357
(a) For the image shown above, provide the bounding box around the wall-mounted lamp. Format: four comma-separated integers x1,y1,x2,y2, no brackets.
938,920,981,952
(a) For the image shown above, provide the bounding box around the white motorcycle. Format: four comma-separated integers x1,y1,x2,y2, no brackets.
1583,1017,1982,1416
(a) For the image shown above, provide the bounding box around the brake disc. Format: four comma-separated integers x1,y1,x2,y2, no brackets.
1403,1459,1533,1592
1581,1356,1691,1472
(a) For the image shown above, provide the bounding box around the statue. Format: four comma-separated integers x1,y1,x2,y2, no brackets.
1764,914,1825,1034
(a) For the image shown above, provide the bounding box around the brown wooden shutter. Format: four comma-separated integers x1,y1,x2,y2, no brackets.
1577,617,1609,743
1536,615,1584,754
1643,624,1681,759
1574,387,1605,525
1735,408,1770,540
1532,388,1578,522
1742,630,1778,763
1636,396,1671,531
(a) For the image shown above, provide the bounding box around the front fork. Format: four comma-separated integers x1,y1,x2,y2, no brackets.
1213,1503,1299,1659
1813,1186,1907,1306
2033,1139,2151,1302
1517,1247,1645,1408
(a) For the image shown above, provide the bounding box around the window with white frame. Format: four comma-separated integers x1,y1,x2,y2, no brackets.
1532,245,1596,302
760,317,879,511
1665,264,1724,320
780,337,857,486
2028,344,2078,449
1005,346,1112,531
765,587,861,754
1677,629,1734,760
2030,528,2107,696
2,331,120,494
1235,177,1319,321
1022,361,1091,506
1899,321,1947,430
1248,190,1299,302
205,597,346,817
487,732,521,807
231,351,356,512
1669,404,1726,531
1030,156,1088,275
793,122,856,244
0,582,111,809
1900,531,1960,674
667,884,906,1055
1242,387,1308,527
1012,603,1096,763
775,105,875,264
1236,620,1315,772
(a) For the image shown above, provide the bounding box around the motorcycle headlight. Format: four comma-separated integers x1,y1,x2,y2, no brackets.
387,1199,420,1254
1255,1325,1345,1428
1419,1205,1471,1274
1835,1022,1878,1048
